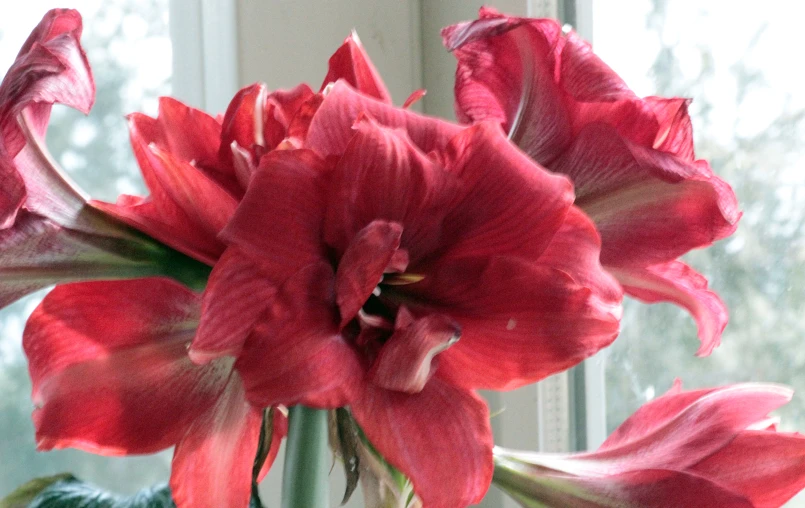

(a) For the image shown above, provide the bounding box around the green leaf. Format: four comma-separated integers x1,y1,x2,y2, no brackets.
6,476,266,508
0,473,75,508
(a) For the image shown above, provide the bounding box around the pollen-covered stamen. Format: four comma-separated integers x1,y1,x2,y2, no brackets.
368,306,461,394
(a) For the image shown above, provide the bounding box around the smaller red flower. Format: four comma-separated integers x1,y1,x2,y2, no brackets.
443,7,741,355
493,381,805,507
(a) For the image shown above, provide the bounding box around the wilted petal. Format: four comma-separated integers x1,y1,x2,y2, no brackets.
170,373,263,508
306,81,461,157
352,378,493,508
24,279,232,455
234,263,363,409
321,31,391,104
609,261,728,356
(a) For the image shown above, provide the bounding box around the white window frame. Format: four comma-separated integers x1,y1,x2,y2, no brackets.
169,1,602,505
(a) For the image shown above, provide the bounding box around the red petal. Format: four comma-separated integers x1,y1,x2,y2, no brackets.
157,97,222,169
170,373,263,508
542,384,794,476
219,83,267,169
690,431,805,508
352,378,493,508
554,123,740,267
220,149,329,283
323,120,455,262
439,122,574,262
335,220,403,327
23,278,233,455
646,96,695,160
369,312,460,393
191,248,277,363
234,262,363,409
402,89,426,109
442,14,573,164
415,256,619,390
610,261,728,356
321,32,392,104
305,81,461,157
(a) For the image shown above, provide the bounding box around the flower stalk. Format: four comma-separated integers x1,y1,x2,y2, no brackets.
281,406,330,508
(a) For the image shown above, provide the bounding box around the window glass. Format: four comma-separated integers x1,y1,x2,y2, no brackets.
597,0,805,491
0,0,172,496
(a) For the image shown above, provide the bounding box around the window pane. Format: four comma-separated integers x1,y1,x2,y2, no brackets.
597,1,805,503
0,0,172,496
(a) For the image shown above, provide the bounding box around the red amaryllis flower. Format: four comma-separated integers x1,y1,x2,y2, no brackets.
0,9,206,307
443,7,740,355
195,84,622,506
23,278,286,508
493,381,805,507
21,27,405,508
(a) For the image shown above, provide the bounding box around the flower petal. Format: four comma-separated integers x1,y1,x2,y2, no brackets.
351,378,493,508
191,247,278,364
170,373,263,508
23,278,232,455
369,312,460,394
646,96,695,160
407,254,618,391
335,219,403,327
234,262,363,409
690,430,805,508
156,97,222,170
219,83,267,169
439,122,574,262
305,80,461,157
321,32,392,104
554,123,739,267
609,261,728,356
220,149,329,283
442,13,573,164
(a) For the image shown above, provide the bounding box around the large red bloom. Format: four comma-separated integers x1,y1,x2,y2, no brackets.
493,381,805,507
195,81,622,506
443,7,740,355
20,20,408,508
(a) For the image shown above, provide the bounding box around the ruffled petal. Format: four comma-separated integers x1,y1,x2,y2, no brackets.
351,378,493,508
554,123,739,267
323,118,455,261
234,263,363,409
335,220,403,327
321,32,391,104
305,81,461,157
411,256,619,390
439,122,574,262
170,373,263,508
23,278,233,455
220,149,329,282
442,12,573,164
609,261,728,356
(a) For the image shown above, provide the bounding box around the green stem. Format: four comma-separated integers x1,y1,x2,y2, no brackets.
281,406,330,508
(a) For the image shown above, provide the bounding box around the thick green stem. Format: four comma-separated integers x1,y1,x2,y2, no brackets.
281,406,330,508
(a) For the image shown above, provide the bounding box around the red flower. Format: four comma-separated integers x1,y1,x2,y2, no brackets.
196,84,622,506
0,9,204,307
493,381,805,507
443,7,740,355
